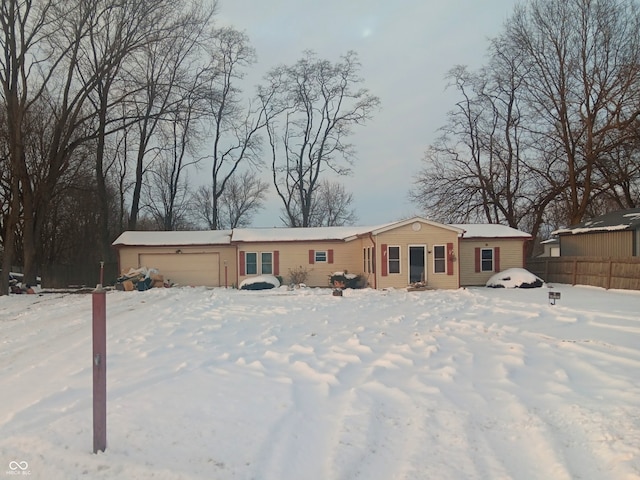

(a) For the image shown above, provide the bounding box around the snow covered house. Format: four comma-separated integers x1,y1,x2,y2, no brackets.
112,217,531,289
552,208,640,257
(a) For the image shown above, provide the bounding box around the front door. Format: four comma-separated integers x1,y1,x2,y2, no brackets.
409,245,426,284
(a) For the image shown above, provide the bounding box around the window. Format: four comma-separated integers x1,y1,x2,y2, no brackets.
388,246,400,274
363,247,373,274
315,250,327,263
261,252,273,274
481,248,494,272
246,252,257,275
434,245,446,273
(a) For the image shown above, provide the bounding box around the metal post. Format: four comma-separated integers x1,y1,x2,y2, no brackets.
224,261,228,288
92,285,107,453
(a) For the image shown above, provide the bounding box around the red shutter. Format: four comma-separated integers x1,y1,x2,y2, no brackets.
309,249,315,264
494,247,500,272
328,249,334,264
239,251,246,276
273,250,279,276
381,244,388,277
474,248,481,273
447,242,454,276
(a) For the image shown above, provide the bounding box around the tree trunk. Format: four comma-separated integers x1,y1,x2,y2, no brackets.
1,180,20,295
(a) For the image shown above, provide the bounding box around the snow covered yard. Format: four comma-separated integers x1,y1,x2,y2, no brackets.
1,285,639,480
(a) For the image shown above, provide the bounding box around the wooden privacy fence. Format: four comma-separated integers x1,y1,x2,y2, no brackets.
527,257,640,291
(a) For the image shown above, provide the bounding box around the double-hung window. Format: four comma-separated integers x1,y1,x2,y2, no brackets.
388,246,400,274
481,248,494,272
261,252,273,274
433,245,446,273
245,252,258,275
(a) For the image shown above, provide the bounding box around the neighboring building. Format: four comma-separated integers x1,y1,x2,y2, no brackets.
537,238,560,258
112,217,532,289
553,208,640,257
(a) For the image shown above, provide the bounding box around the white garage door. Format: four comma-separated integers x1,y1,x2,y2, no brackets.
139,253,220,287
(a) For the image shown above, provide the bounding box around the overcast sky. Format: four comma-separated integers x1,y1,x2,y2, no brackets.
216,0,519,227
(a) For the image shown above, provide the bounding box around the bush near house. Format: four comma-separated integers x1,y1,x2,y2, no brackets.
288,266,309,286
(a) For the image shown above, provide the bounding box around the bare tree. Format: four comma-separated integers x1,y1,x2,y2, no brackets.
0,0,72,294
292,178,357,227
412,58,536,227
413,0,640,248
0,0,217,292
260,50,380,227
84,0,215,256
218,170,269,229
125,1,216,230
146,89,206,231
146,159,193,230
192,170,268,229
506,0,640,225
202,26,269,230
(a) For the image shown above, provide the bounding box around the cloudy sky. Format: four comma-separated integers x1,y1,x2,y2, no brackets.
216,0,519,227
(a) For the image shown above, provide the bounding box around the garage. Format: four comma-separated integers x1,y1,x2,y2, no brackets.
139,252,220,287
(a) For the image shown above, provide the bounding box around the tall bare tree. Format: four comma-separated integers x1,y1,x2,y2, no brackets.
125,1,216,230
260,50,380,227
0,0,69,294
83,0,215,256
146,84,207,231
412,57,537,227
413,0,640,248
506,0,640,225
202,26,269,230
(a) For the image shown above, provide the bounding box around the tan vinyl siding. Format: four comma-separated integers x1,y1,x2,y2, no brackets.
459,239,526,286
236,241,363,288
374,222,460,290
560,231,633,257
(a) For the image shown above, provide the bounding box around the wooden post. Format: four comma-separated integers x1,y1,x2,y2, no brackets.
92,285,107,453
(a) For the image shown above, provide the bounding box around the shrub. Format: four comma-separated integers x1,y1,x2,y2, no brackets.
288,266,309,285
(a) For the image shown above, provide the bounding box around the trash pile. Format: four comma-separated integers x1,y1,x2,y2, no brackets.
8,272,36,294
115,267,170,291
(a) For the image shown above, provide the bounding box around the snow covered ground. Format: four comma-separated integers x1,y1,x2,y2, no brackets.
1,284,639,480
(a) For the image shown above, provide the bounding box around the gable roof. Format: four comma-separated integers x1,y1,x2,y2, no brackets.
452,224,532,239
231,224,388,243
552,208,640,235
111,217,532,247
369,216,465,236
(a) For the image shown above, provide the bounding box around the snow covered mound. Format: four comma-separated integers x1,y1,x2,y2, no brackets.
239,274,281,290
486,268,544,288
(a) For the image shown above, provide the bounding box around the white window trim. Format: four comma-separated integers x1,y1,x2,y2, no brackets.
433,244,446,274
315,250,328,263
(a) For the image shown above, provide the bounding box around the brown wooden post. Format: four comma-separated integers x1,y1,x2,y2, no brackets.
92,285,107,453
